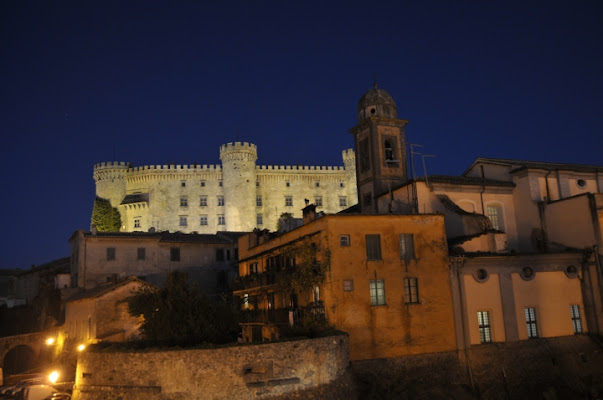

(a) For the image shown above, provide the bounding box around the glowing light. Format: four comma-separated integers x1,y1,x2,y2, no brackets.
48,370,59,384
77,344,86,352
45,337,55,345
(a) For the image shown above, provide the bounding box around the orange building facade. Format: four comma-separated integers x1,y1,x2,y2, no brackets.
235,211,457,360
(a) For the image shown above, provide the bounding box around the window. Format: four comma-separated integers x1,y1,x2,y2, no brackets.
340,182,345,188
180,196,188,207
403,278,419,304
218,215,225,225
257,214,263,226
486,204,504,231
217,196,225,206
570,305,583,334
256,195,262,206
313,286,320,302
525,307,538,338
285,196,293,206
249,262,258,274
399,234,415,261
219,180,223,187
477,311,492,343
365,234,382,260
256,181,260,187
134,218,141,228
181,180,186,187
200,215,208,226
179,216,187,226
339,196,347,207
200,196,207,206
106,247,115,261
137,248,145,260
200,180,206,187
315,196,323,207
340,235,350,246
170,247,180,262
369,279,386,306
286,181,290,187
315,181,320,187
343,279,354,292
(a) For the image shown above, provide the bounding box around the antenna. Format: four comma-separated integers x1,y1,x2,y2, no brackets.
372,72,378,88
408,143,424,214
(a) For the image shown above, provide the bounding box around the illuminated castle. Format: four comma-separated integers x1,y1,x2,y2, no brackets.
93,142,356,233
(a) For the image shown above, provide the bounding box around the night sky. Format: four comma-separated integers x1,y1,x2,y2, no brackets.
1,1,601,269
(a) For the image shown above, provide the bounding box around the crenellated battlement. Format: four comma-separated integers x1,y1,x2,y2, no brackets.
256,164,346,172
94,161,130,170
219,141,257,152
342,148,355,159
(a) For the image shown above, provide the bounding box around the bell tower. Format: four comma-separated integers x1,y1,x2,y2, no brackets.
349,84,409,213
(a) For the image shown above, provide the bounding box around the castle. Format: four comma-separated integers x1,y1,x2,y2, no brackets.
93,143,357,233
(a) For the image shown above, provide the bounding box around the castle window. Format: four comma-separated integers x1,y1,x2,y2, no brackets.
340,235,350,246
339,196,347,207
343,279,354,292
399,234,415,261
134,218,141,228
285,196,293,207
570,305,583,334
170,247,180,262
477,311,492,343
179,216,187,226
106,247,115,261
200,215,208,226
286,181,290,187
486,204,504,231
200,196,207,207
180,196,188,207
315,181,320,187
217,196,225,206
181,180,186,187
340,182,345,188
200,180,206,187
315,196,322,207
257,214,263,226
525,307,538,338
403,278,419,304
256,195,262,207
218,215,225,225
365,234,381,260
137,248,145,260
369,279,385,306
219,180,223,187
256,181,260,187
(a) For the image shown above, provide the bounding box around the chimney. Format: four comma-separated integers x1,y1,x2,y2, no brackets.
302,203,317,225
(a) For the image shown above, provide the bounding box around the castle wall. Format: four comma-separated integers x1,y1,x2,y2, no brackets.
93,143,356,233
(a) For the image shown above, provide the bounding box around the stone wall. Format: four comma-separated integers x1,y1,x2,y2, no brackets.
72,334,348,400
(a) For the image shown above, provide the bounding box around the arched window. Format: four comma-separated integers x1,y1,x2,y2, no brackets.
486,204,505,231
384,139,397,166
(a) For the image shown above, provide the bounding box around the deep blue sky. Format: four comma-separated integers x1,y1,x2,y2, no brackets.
1,1,601,269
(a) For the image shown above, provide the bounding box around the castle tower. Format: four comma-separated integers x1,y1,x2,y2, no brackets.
342,148,358,206
92,162,129,229
220,142,258,231
349,84,409,213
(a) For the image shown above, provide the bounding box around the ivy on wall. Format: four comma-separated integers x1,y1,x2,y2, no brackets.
91,196,121,231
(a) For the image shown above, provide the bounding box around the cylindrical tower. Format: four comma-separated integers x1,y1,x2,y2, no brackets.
219,142,258,231
92,162,129,228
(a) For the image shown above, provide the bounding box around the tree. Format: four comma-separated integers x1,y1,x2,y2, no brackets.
127,271,235,346
91,196,121,231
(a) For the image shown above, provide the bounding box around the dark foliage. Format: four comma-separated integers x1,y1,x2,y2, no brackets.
91,196,121,231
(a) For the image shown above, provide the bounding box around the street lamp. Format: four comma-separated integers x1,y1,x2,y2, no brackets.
48,370,59,384
77,344,86,352
45,337,56,346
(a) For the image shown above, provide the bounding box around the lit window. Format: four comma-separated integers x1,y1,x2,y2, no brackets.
200,215,208,226
369,279,385,306
179,216,187,226
256,195,262,207
343,279,354,292
313,286,320,302
570,305,582,334
170,247,180,262
257,214,263,226
399,234,415,261
180,196,188,207
486,204,505,231
218,215,225,225
200,196,207,206
365,234,381,260
525,307,538,338
340,235,350,246
477,311,492,343
339,196,347,207
137,248,145,260
217,196,225,206
285,196,293,207
134,218,141,228
106,247,115,261
403,277,419,304
315,196,323,207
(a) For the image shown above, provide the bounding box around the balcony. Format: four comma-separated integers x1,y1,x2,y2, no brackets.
233,272,277,291
238,302,325,326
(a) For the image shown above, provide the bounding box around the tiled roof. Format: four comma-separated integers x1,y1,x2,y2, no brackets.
78,230,243,244
464,157,603,176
